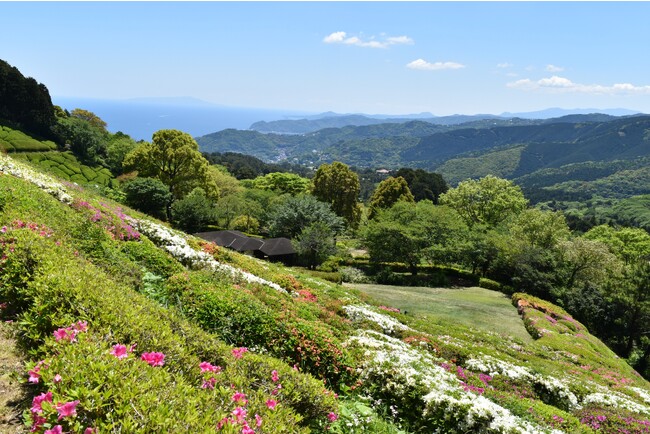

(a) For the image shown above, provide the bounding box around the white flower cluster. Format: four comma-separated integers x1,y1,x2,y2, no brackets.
466,355,579,411
630,386,650,405
343,304,410,335
348,331,561,434
535,375,580,411
0,154,73,204
465,355,534,380
583,392,650,415
134,219,287,294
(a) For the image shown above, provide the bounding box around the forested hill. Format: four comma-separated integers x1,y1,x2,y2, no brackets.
403,115,650,168
196,114,650,172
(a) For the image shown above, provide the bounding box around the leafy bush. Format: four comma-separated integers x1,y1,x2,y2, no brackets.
122,177,172,220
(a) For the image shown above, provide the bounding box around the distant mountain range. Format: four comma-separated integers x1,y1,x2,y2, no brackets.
52,96,644,140
249,108,643,134
196,113,650,202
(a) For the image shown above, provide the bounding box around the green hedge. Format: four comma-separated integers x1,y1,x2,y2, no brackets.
0,227,337,432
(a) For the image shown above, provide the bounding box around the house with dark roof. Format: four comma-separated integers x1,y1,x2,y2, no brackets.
194,230,296,264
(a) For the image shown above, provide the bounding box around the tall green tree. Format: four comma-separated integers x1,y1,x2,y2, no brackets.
293,222,337,269
171,187,216,232
252,172,310,195
123,129,217,200
394,168,448,203
584,225,650,264
363,201,469,275
311,161,362,229
267,194,344,239
54,116,109,165
368,176,414,220
439,175,528,227
122,177,172,221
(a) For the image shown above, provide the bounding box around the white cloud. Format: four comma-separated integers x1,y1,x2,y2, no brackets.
545,64,564,72
323,31,346,44
507,75,650,95
497,62,513,68
406,59,465,71
323,31,413,49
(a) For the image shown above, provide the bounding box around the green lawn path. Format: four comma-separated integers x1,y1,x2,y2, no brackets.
347,283,533,342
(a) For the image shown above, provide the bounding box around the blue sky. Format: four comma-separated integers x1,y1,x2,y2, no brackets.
3,2,650,116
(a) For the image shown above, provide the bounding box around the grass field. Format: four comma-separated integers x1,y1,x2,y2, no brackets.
348,283,533,342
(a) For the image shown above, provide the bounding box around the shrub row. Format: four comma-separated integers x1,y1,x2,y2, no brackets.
0,226,338,432
15,151,116,187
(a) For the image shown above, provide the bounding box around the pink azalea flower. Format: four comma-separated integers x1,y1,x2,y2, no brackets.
44,426,63,434
241,424,255,434
271,370,279,383
53,374,62,383
266,399,277,410
141,352,165,367
31,391,53,414
31,414,46,431
232,406,247,422
232,347,248,359
74,321,88,332
327,412,338,422
28,367,41,384
232,392,248,405
255,414,262,427
110,344,130,360
0,226,6,233
216,417,232,429
84,428,96,434
56,400,80,420
201,377,217,389
53,328,69,342
200,361,222,373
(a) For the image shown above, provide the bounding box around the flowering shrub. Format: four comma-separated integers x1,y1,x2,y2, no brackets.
0,154,72,204
72,199,140,241
343,304,410,335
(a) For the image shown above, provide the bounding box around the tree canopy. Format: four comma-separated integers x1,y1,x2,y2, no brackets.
368,176,414,220
0,59,56,138
267,194,344,239
439,175,528,227
123,129,217,200
311,161,362,229
394,168,448,203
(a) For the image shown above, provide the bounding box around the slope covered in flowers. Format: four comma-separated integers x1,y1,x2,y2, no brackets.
1,152,650,433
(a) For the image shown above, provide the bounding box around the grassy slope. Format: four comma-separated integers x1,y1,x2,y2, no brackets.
348,283,533,342
2,153,650,433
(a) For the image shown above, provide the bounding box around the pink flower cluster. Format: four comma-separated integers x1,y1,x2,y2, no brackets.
72,200,140,241
141,352,165,367
11,220,54,238
232,347,248,359
53,321,88,343
110,343,135,360
199,361,222,389
216,392,264,433
30,391,80,432
28,360,48,384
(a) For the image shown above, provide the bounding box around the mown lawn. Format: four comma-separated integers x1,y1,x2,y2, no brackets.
348,283,533,342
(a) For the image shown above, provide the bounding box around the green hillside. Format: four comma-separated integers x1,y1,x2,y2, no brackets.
0,125,57,152
2,154,650,433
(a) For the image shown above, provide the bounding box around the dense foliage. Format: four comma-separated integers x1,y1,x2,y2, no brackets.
0,59,56,138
